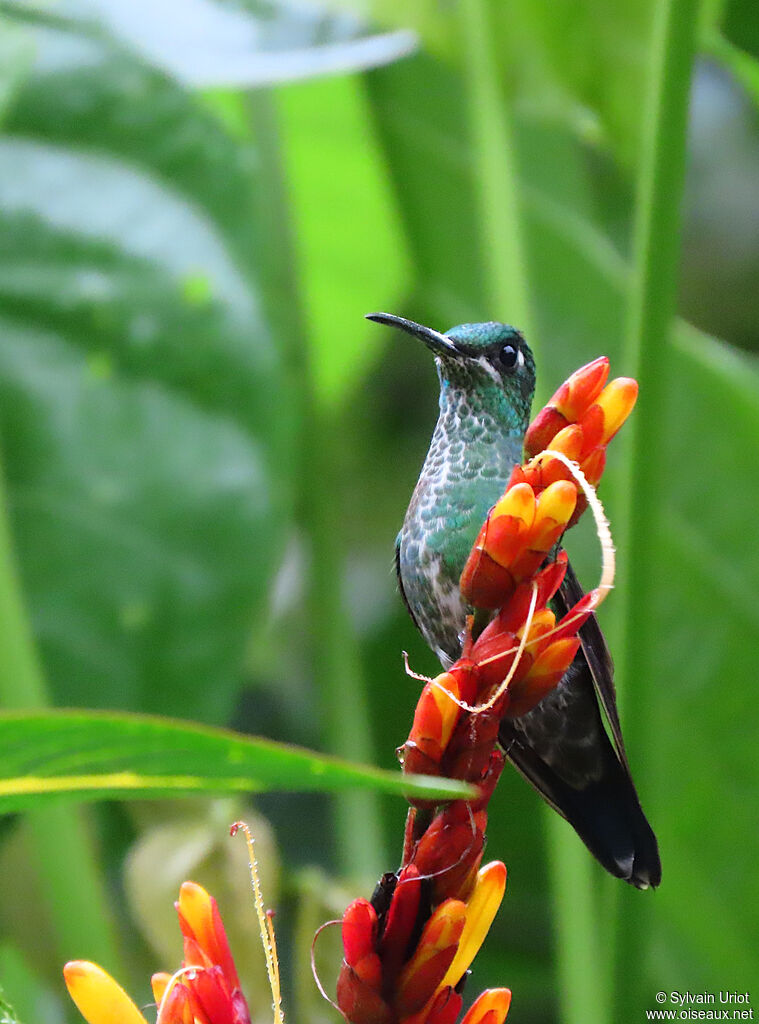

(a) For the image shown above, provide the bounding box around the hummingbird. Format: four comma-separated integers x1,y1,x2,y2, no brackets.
369,312,661,889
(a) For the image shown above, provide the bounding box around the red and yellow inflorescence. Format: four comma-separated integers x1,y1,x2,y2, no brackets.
335,357,637,1024
64,882,251,1024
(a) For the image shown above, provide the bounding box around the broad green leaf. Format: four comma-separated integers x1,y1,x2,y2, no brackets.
0,710,476,812
0,17,291,721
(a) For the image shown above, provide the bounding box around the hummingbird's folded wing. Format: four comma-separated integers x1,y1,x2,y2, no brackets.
498,555,662,889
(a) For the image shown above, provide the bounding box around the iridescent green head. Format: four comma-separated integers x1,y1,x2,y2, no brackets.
367,312,536,425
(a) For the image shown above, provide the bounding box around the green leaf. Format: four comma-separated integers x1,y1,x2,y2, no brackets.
0,16,292,721
0,710,476,812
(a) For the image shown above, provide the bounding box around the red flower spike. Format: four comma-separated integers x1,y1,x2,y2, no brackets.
379,866,422,986
459,989,512,1024
342,899,379,968
337,963,394,1024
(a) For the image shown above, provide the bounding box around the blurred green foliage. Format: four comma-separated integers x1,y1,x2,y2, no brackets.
0,1,757,1022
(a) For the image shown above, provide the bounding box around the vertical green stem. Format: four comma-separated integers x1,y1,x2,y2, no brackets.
615,0,701,1016
459,3,608,1020
248,87,384,882
460,0,533,344
0,455,119,970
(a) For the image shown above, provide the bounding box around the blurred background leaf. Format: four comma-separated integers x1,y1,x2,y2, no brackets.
0,0,757,1021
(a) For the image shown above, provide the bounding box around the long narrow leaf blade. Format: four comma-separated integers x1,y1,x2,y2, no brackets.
0,710,475,812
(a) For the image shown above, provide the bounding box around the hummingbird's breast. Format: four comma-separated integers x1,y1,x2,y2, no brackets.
398,392,524,664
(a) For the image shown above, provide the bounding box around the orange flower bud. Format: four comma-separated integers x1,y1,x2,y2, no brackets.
523,406,569,456
175,882,240,990
157,982,194,1024
395,900,466,1016
337,962,394,1024
342,899,379,967
527,480,577,552
63,962,148,1024
505,637,581,718
524,357,609,456
380,866,422,985
595,377,638,444
552,356,610,421
459,988,512,1024
151,973,170,1004
438,862,506,993
546,422,584,460
404,673,463,776
460,549,517,609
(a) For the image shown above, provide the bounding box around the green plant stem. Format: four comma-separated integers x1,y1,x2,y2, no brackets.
248,87,384,881
459,4,608,1021
0,455,119,970
547,818,612,1023
614,0,702,1015
459,0,533,344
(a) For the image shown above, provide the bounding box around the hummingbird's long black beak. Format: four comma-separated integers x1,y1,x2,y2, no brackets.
365,312,458,356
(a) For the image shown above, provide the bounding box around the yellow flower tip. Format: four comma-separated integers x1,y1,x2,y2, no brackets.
63,961,148,1024
177,880,213,934
418,899,467,954
460,988,512,1024
546,423,583,460
430,673,462,747
438,862,506,992
534,480,577,527
176,880,223,964
151,972,171,1003
491,482,535,528
596,377,638,443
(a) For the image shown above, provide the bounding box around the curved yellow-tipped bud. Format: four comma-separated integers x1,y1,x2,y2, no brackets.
63,961,148,1024
596,377,638,444
460,987,512,1024
491,483,535,530
176,879,215,950
439,861,506,991
151,972,171,1003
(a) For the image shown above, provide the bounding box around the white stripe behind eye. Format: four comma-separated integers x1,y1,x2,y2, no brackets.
476,355,503,384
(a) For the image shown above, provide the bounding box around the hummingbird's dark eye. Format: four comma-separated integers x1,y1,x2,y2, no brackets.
498,344,519,369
